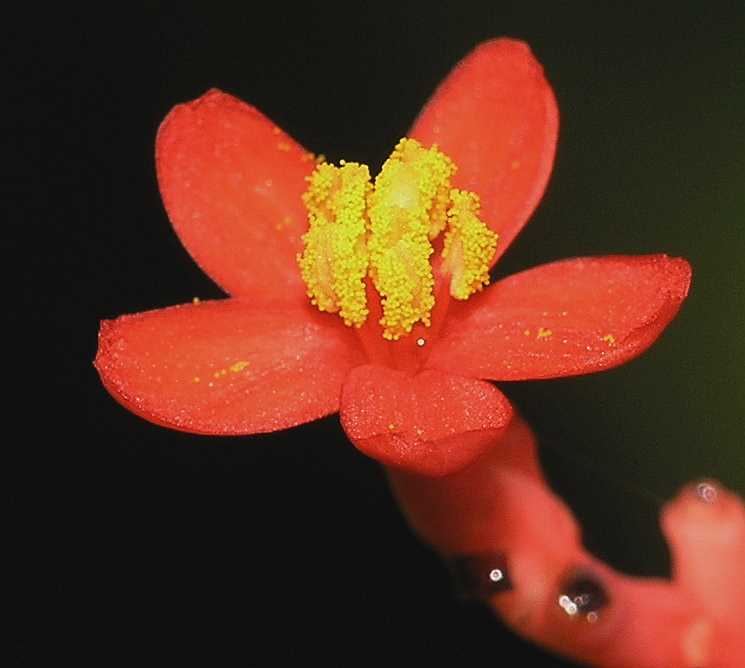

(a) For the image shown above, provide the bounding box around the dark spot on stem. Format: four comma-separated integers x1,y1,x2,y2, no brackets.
448,551,513,600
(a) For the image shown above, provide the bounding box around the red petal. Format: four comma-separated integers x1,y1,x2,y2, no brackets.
95,300,365,434
426,255,691,380
410,39,558,266
156,89,314,303
339,365,512,476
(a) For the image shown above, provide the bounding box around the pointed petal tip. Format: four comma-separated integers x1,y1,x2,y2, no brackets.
161,88,260,117
617,253,692,316
467,37,545,73
156,88,266,152
664,254,692,299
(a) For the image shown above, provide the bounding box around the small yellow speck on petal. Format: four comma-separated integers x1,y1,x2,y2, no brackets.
229,361,250,373
524,329,531,336
388,423,396,430
272,126,281,136
192,297,201,305
275,215,296,232
602,334,616,346
277,141,291,152
416,337,426,347
193,376,200,383
537,327,553,340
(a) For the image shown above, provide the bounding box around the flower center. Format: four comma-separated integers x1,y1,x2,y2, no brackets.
298,138,498,340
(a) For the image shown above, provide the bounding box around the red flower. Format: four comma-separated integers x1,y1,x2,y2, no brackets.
95,39,691,476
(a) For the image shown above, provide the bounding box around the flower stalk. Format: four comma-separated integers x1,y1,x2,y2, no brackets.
388,418,745,666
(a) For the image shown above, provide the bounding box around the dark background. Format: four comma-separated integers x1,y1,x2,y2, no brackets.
14,2,744,665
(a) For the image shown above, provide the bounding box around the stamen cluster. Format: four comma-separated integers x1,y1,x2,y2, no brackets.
298,138,499,340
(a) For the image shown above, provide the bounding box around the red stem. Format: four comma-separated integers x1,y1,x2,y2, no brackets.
387,414,745,667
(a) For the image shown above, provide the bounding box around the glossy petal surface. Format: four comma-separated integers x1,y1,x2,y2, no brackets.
340,365,512,476
410,38,558,265
426,255,691,380
156,89,313,303
95,300,365,434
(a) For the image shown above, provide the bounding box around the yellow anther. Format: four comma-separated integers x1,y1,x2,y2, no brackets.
537,327,553,340
368,139,454,339
386,138,456,239
369,237,435,339
441,190,498,300
297,137,491,339
297,162,370,327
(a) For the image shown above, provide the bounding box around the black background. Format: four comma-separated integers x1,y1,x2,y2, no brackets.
13,2,745,665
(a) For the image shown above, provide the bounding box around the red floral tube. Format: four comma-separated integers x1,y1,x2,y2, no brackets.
388,416,745,667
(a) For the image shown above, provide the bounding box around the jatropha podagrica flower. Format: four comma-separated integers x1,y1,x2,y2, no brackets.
95,39,691,476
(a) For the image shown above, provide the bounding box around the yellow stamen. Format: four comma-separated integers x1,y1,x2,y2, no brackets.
297,162,370,327
297,137,494,339
441,190,498,300
368,139,454,339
